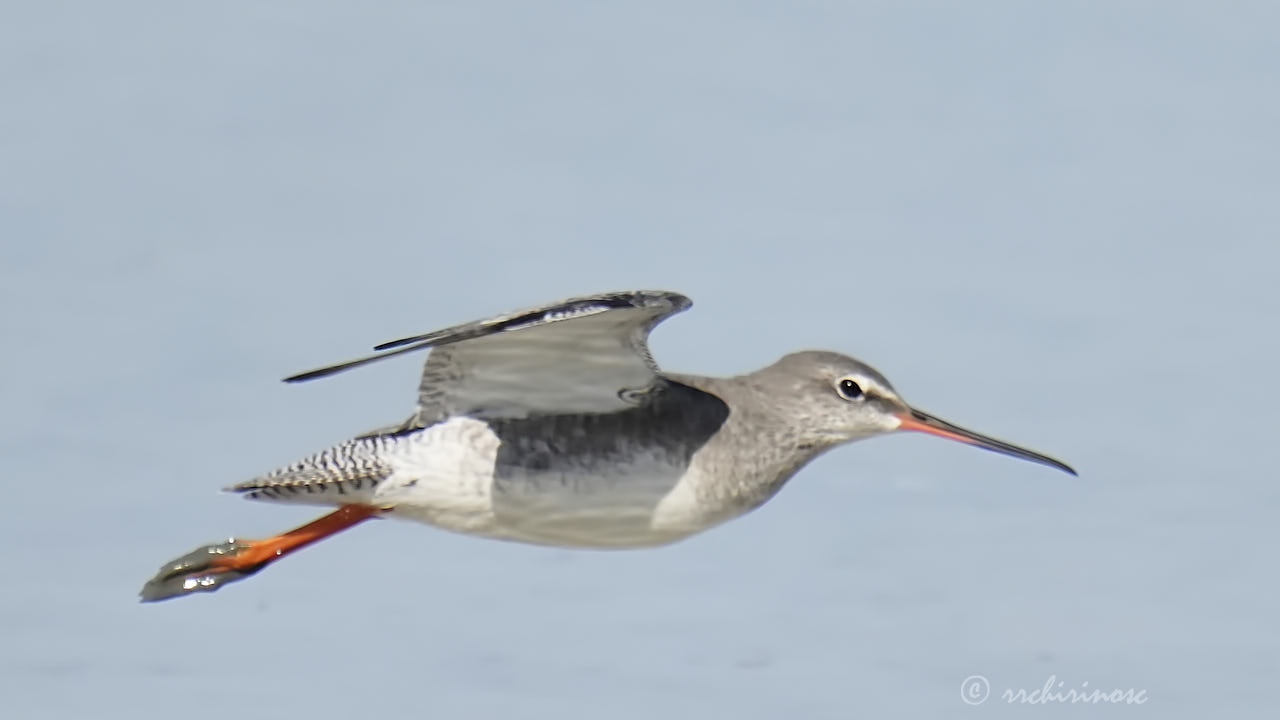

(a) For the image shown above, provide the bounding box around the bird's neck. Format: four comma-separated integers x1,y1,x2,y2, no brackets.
666,372,834,511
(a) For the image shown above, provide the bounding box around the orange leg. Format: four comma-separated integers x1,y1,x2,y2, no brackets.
208,504,384,572
140,504,387,602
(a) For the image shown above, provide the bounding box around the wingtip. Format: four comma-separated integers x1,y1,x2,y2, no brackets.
372,337,414,351
282,370,318,383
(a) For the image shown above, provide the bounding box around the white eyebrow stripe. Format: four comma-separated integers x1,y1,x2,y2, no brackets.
852,376,897,401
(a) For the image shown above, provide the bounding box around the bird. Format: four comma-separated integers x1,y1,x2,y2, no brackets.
140,290,1074,602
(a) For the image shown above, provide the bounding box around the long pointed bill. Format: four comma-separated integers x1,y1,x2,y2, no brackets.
895,408,1076,476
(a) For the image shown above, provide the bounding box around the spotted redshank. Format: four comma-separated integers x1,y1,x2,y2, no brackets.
140,290,1074,601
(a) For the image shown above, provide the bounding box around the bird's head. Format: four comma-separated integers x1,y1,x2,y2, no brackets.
754,351,1075,475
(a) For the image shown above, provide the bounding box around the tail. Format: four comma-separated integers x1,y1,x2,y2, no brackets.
226,434,397,505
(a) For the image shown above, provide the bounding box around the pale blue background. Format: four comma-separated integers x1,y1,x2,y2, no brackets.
2,2,1276,718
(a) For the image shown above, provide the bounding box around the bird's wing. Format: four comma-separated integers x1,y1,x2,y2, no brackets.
285,290,693,422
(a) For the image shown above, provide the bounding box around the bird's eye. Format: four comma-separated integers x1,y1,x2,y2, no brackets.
837,378,864,400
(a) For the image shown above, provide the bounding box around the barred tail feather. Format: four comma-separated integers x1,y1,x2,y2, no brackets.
228,434,399,506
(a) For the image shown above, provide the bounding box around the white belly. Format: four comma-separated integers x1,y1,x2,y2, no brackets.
371,417,733,548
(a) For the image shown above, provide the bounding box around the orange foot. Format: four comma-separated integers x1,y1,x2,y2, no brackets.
139,504,387,602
